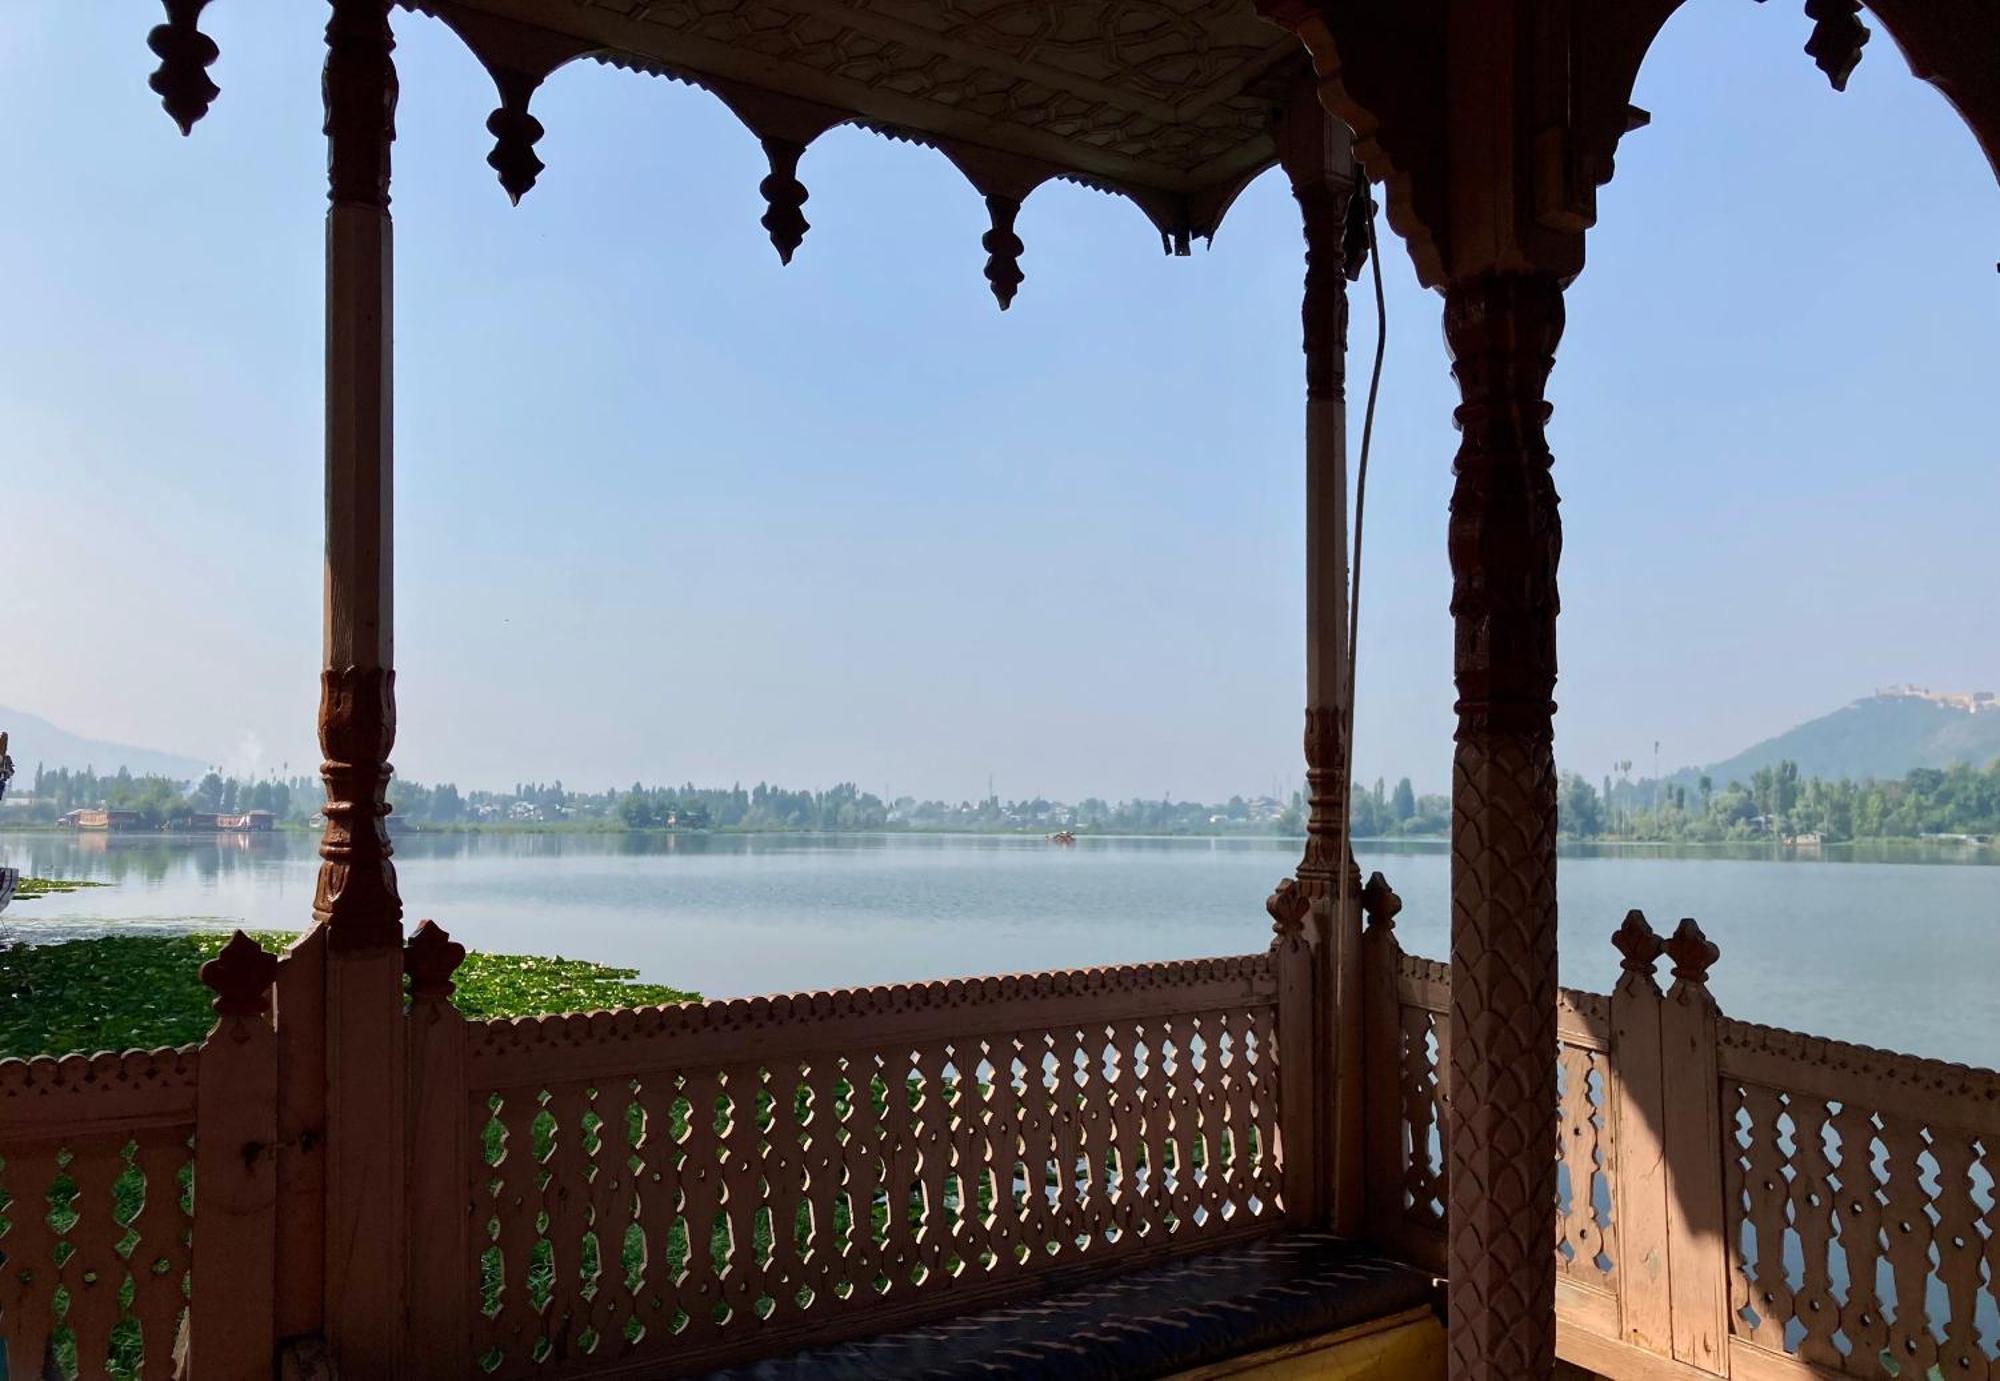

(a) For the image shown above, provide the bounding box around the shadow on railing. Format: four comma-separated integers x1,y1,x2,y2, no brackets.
1365,879,2000,1381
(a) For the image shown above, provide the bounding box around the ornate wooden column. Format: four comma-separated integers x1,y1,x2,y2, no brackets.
318,0,406,1370
1443,270,1565,1380
1273,92,1364,1232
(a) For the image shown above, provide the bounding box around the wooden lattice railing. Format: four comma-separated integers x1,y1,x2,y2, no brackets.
0,1048,199,1378
1366,886,2000,1381
14,898,1991,1381
0,929,287,1381
1721,1019,2000,1378
437,954,1286,1378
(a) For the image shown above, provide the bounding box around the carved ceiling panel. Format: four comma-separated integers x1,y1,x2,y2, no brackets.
424,0,1304,206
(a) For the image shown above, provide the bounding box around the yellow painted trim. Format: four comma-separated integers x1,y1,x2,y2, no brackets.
1169,1307,1445,1380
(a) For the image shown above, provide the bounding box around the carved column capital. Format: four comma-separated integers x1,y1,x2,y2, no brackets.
1447,273,1564,739
325,0,398,210
1295,182,1350,402
1278,89,1358,403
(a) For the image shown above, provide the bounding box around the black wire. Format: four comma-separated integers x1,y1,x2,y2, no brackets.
1339,180,1387,888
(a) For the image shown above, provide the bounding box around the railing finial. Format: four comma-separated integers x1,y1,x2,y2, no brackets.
1360,871,1401,935
1663,917,1720,985
199,930,278,1023
1611,910,1662,975
405,919,467,1000
1266,876,1310,940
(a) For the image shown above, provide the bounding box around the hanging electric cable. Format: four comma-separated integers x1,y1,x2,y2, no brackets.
1337,177,1387,922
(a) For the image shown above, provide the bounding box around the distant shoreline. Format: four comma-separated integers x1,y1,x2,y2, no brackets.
6,820,1994,856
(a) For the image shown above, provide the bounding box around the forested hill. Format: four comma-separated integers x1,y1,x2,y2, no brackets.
0,707,209,782
1692,693,2000,785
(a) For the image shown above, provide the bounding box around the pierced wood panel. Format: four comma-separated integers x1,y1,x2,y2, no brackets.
1392,962,1620,1292
467,956,1282,1377
0,1049,198,1379
1725,1068,1999,1379
1397,952,2000,1379
1555,1042,1617,1293
1396,1002,1449,1234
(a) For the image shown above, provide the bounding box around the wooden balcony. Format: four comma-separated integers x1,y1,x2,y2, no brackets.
2,880,1991,1379
41,1,1997,1374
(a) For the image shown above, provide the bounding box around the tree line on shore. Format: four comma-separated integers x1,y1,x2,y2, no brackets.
1558,757,2000,842
7,758,1998,843
16,766,308,828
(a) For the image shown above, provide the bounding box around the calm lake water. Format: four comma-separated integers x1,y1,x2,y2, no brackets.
3,831,1995,1067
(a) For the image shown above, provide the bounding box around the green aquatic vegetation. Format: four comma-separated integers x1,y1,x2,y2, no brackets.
446,949,695,1024
0,934,692,1378
9,877,109,899
0,931,696,1061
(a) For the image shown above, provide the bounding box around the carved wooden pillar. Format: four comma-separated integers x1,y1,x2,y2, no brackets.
1443,270,1565,1381
1275,94,1364,1233
319,0,407,1371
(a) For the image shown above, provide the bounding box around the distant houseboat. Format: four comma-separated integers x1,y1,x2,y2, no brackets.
61,808,142,832
173,809,281,832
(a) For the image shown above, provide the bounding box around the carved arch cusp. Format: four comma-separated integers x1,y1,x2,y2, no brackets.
703,81,850,265
426,2,600,204
939,143,1065,310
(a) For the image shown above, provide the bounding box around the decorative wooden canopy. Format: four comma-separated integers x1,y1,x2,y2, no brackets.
389,0,1316,304
150,0,1999,307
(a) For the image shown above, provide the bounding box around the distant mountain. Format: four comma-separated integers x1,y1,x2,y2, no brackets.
1690,690,2000,787
0,708,210,784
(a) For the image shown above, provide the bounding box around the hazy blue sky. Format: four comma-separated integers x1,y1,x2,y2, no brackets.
5,3,1995,800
